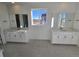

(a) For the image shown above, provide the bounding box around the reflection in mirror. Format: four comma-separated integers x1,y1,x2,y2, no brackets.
57,11,70,30
15,14,28,28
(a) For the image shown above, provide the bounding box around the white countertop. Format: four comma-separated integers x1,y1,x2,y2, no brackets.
52,28,79,32
5,28,29,32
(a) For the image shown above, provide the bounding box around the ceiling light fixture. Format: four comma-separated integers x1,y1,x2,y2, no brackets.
11,2,15,4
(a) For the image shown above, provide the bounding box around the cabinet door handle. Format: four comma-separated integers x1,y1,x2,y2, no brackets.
72,36,73,39
64,36,66,38
14,35,16,37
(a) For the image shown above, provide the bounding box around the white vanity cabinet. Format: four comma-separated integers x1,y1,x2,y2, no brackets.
6,30,29,43
51,30,78,45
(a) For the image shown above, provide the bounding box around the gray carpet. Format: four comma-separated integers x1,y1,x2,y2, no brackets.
2,40,79,57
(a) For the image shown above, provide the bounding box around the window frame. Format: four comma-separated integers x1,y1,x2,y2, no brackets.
31,8,47,26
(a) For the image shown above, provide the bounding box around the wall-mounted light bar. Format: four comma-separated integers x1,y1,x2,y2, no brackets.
11,2,15,4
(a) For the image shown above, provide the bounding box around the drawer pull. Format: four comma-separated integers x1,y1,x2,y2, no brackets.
57,36,59,38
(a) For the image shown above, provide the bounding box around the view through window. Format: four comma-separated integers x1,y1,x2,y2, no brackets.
31,9,47,25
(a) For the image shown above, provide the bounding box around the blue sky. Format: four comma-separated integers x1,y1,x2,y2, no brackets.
32,9,47,20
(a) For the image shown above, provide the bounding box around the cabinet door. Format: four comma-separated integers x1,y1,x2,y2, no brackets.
19,31,25,42
25,31,29,42
62,32,72,44
9,32,19,42
52,32,58,43
6,32,11,41
18,31,29,42
21,31,29,42
52,32,63,44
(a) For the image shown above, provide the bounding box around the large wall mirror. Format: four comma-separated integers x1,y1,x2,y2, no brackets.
57,11,70,29
15,14,28,28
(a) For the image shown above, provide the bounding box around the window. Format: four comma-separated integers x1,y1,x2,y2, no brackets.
31,9,47,25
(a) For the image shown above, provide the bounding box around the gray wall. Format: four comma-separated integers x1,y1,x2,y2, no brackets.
0,3,10,43
0,3,10,30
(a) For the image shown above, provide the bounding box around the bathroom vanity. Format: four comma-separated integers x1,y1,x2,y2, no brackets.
51,29,79,45
5,28,30,43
